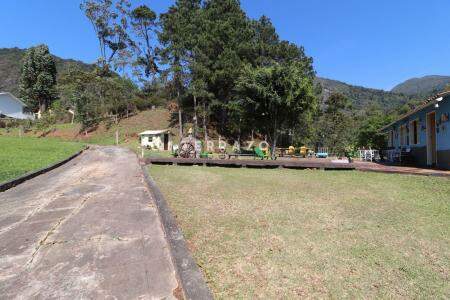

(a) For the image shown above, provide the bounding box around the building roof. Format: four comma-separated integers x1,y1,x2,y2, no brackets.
0,92,28,107
139,129,171,135
0,92,34,120
380,91,450,132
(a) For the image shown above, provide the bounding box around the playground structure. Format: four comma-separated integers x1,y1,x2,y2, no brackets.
277,146,328,159
168,136,383,164
175,138,271,160
177,136,201,158
169,128,342,161
173,138,333,161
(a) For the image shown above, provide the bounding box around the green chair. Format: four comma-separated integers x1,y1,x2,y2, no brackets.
254,147,265,160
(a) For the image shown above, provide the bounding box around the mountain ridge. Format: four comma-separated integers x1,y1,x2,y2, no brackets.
391,75,450,97
0,47,93,94
315,77,413,112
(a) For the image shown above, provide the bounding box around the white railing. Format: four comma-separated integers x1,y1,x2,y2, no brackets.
358,149,380,162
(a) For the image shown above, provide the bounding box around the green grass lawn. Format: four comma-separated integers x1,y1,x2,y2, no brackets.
149,165,450,298
0,136,85,183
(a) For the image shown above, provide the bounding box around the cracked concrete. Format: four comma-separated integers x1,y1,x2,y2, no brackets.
0,146,179,299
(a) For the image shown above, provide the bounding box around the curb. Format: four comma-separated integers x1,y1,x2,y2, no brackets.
356,167,450,177
0,146,88,193
142,166,213,300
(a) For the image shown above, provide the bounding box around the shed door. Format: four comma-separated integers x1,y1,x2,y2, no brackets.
164,134,169,150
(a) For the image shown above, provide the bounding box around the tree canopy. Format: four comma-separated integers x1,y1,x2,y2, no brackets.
236,61,317,156
19,44,57,113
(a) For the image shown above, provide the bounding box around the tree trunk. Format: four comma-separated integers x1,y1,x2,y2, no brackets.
178,109,183,139
193,94,198,138
203,101,208,145
39,100,46,115
271,130,278,160
271,114,278,160
177,90,183,139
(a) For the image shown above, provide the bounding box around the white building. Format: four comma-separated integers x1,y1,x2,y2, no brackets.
0,92,34,120
139,129,172,150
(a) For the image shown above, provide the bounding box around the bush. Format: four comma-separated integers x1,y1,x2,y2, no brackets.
34,113,57,132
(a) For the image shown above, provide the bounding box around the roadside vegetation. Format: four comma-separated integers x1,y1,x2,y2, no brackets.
0,136,84,182
150,165,450,298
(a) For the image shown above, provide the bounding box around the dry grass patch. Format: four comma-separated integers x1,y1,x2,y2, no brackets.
149,165,450,299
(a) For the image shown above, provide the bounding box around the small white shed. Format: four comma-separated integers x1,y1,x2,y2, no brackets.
139,129,172,150
0,92,34,120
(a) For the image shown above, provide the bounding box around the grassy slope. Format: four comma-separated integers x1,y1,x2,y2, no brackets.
47,109,177,146
1,108,177,146
0,136,84,182
150,165,450,298
1,109,229,158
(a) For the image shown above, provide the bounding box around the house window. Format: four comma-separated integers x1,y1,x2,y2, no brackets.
410,120,419,145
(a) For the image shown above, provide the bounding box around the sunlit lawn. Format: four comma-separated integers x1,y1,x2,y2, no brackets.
0,136,84,182
149,165,450,298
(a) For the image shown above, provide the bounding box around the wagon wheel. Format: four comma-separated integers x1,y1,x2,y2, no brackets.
179,141,196,158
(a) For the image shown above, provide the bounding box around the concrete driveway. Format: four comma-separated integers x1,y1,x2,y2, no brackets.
0,146,179,299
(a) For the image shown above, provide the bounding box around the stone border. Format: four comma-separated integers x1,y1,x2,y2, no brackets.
0,146,88,193
142,166,213,300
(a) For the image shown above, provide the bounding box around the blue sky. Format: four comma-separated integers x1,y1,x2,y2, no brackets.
1,0,449,90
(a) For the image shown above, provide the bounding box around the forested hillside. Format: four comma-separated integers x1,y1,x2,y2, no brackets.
1,47,429,115
316,77,413,111
391,75,450,98
0,48,93,94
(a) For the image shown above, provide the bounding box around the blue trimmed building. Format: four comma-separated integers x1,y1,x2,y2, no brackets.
380,91,450,170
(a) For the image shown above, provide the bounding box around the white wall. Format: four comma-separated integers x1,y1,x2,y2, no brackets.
0,93,34,120
141,134,172,151
141,134,164,150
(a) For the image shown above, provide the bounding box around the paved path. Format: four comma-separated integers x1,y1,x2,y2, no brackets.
0,146,179,299
355,161,450,177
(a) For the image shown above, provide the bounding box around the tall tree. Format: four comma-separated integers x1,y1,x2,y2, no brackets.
19,45,57,113
317,93,355,155
80,0,130,72
159,0,202,138
251,16,279,66
200,0,254,132
236,61,317,158
129,4,159,80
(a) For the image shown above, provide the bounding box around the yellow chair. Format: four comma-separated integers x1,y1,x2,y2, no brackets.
288,146,295,155
300,146,308,158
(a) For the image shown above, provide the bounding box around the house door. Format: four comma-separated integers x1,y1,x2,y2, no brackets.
164,134,169,150
426,112,437,166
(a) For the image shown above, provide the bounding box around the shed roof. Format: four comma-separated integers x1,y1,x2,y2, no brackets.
139,129,171,135
380,91,450,132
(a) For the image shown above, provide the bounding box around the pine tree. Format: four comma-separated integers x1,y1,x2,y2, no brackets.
159,0,202,138
19,45,57,113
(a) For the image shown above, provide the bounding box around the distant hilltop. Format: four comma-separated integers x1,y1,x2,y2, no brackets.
0,47,93,94
391,75,450,97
